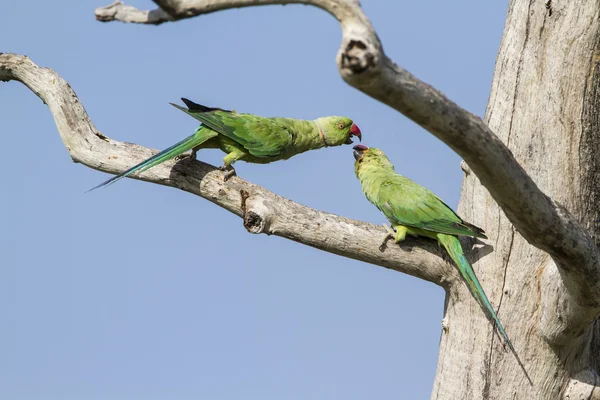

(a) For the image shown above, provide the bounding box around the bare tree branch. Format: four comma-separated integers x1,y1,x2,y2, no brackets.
95,0,366,25
93,0,600,338
96,1,174,24
0,52,454,288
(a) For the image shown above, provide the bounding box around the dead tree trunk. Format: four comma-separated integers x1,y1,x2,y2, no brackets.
435,1,600,398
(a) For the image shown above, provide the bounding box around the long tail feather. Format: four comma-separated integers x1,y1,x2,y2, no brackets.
438,234,532,384
170,102,206,124
86,128,213,193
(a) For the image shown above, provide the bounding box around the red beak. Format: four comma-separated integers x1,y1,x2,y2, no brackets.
350,123,362,142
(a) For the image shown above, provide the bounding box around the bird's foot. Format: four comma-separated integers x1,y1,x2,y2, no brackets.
219,165,237,182
379,224,396,252
175,150,197,162
175,154,189,161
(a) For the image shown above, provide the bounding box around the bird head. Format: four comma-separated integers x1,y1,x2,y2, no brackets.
353,144,370,161
315,116,361,146
353,145,394,171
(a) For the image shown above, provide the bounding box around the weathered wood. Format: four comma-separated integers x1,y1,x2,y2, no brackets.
6,0,600,396
436,1,600,398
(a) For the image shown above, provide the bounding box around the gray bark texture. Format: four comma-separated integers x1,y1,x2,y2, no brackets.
2,0,600,398
446,1,600,398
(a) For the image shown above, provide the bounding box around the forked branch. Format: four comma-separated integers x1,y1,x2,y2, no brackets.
93,0,600,339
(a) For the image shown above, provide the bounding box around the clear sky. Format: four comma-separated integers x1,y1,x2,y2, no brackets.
1,1,508,399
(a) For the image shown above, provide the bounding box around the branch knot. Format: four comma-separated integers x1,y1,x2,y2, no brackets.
241,190,271,234
339,38,377,75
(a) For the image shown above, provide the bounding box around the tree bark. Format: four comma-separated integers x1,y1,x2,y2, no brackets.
5,0,600,397
438,1,600,398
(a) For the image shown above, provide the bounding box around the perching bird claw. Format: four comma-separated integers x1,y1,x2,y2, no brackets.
219,165,237,182
175,150,196,162
379,224,395,251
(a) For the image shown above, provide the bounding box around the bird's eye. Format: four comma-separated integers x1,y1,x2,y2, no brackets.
338,122,345,129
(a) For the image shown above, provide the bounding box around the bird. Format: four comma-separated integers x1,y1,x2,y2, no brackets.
87,98,361,191
353,144,530,382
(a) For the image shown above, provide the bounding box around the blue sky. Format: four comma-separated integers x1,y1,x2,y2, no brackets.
1,1,508,398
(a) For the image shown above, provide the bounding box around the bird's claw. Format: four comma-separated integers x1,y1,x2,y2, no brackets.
219,165,237,182
175,150,197,162
379,224,395,252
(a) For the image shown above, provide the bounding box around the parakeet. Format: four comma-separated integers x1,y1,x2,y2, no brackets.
353,144,529,379
88,98,361,191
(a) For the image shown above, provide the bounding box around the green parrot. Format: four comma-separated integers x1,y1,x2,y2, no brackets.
353,144,529,379
88,98,361,191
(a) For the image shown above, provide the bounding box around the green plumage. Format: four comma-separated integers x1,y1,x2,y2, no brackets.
88,98,360,191
354,146,530,380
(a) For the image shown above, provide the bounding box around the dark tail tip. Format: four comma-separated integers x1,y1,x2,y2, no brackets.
85,174,122,193
181,98,205,111
180,98,231,113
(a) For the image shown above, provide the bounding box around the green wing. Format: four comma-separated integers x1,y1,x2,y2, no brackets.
171,99,294,158
376,175,484,238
